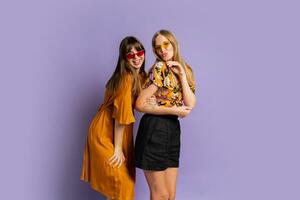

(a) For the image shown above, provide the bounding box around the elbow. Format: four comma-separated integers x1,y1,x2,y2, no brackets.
191,99,197,108
135,99,144,112
185,99,196,109
187,103,196,109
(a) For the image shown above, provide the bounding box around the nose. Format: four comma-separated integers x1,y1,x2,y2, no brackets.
160,49,167,55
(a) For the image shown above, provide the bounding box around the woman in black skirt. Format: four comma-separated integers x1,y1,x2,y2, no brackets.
135,29,196,200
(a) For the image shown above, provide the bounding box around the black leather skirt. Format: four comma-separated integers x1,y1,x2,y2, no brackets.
135,113,181,171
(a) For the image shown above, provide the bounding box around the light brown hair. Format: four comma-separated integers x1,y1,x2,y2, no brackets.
106,36,147,103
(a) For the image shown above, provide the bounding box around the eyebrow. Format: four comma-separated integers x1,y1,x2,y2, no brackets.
155,41,170,46
127,50,143,54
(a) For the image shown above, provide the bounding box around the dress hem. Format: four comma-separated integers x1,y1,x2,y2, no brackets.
80,178,134,200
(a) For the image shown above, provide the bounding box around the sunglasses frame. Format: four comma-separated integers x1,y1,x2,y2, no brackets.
126,50,145,60
154,41,171,51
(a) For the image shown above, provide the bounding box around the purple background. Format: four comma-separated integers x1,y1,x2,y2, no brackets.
1,0,300,199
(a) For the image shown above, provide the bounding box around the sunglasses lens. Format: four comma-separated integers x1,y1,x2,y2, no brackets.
136,50,145,57
155,42,170,51
126,54,134,60
162,42,170,49
127,50,144,60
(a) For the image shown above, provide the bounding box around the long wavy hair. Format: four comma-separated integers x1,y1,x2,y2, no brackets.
105,36,147,104
152,29,195,88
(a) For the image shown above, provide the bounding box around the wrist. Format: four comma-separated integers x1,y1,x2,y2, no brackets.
114,146,122,151
179,72,187,79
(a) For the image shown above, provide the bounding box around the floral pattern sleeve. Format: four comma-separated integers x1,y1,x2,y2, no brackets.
143,62,194,107
147,62,165,88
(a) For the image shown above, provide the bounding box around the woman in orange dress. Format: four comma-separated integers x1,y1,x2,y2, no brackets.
80,36,147,200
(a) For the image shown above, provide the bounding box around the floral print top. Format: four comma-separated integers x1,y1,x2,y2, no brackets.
144,62,195,107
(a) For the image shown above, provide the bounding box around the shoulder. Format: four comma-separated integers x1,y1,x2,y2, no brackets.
116,73,133,93
154,61,165,71
121,73,134,84
149,61,166,75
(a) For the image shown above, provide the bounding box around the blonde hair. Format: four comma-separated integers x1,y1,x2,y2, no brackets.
152,29,195,88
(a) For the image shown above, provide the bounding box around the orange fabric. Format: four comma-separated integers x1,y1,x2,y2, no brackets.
80,74,135,200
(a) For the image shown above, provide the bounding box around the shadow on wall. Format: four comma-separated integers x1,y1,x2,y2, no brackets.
57,80,107,200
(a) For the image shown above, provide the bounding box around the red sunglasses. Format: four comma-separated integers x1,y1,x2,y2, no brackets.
126,50,145,60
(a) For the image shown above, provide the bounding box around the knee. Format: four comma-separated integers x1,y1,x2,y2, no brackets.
151,189,169,200
158,191,169,200
169,190,176,200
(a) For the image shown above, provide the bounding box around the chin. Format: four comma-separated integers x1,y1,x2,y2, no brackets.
161,56,171,62
133,65,142,70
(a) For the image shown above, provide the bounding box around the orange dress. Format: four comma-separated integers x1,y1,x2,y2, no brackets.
80,74,136,200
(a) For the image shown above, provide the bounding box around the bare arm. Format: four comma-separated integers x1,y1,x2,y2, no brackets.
166,61,196,108
179,72,196,108
113,120,125,151
135,84,191,117
108,119,126,168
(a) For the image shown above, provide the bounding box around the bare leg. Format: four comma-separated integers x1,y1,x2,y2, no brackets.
144,170,169,200
165,168,178,200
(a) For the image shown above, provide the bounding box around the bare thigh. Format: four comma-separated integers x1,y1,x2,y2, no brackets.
165,168,178,196
144,170,168,192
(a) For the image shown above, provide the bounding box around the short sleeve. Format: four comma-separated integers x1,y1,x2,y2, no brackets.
112,75,135,125
148,62,165,88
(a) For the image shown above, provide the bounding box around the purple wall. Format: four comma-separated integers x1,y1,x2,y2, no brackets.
1,0,300,199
